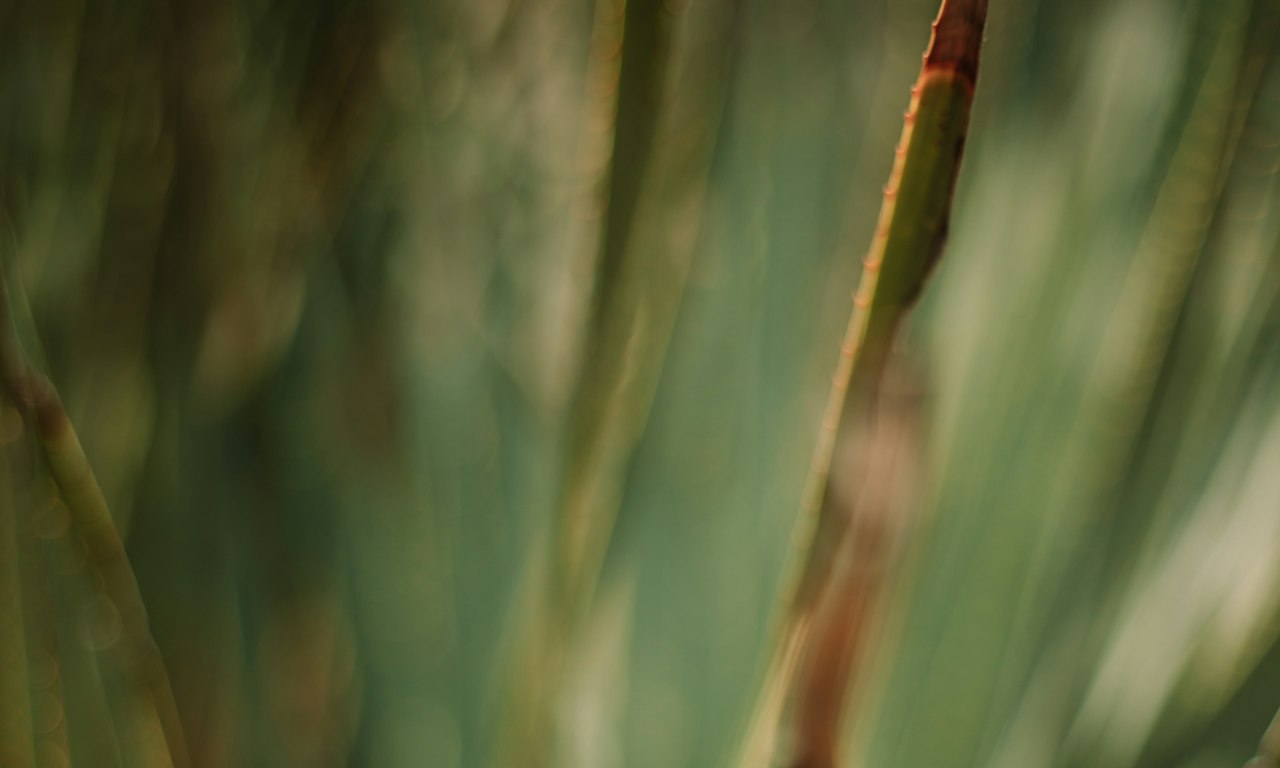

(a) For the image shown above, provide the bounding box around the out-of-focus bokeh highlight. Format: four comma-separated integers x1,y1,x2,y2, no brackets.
2,0,1279,766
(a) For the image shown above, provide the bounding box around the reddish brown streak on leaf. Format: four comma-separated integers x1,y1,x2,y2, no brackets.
789,519,889,768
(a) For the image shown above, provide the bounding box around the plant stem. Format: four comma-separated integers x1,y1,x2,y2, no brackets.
0,263,190,768
739,1,988,763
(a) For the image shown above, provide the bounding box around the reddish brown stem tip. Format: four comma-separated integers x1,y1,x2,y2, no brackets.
925,0,988,86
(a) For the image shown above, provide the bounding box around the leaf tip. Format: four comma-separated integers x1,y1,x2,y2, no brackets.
924,0,988,85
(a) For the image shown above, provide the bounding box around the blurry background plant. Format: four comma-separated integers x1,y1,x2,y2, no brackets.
1,0,1280,766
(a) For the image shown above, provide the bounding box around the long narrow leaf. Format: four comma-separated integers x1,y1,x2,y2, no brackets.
737,1,988,764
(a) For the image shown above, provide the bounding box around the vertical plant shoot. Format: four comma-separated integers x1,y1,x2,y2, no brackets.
807,0,988,551
741,1,989,764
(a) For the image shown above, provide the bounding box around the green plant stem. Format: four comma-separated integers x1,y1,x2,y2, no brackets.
0,265,190,768
495,1,683,764
797,0,986,617
0,427,34,767
738,1,988,764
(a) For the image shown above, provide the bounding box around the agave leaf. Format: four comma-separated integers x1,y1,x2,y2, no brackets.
737,1,989,764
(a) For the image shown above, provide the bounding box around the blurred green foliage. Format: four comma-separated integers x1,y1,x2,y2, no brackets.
1,0,1280,766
